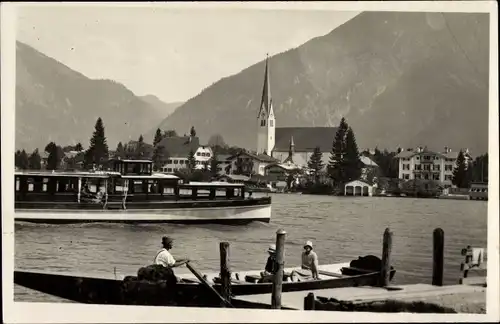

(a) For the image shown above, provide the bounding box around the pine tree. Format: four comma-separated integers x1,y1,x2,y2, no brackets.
152,145,167,171
45,142,61,170
86,117,109,167
344,127,363,182
307,146,324,183
210,150,220,178
187,150,196,172
28,149,42,170
115,142,126,159
136,134,145,158
190,126,196,137
452,150,468,188
328,117,349,185
15,150,21,168
18,150,30,170
153,128,163,147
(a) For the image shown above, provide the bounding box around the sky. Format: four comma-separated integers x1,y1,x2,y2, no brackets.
17,5,359,103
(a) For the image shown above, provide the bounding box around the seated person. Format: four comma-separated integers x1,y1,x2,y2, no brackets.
290,240,320,281
260,244,277,277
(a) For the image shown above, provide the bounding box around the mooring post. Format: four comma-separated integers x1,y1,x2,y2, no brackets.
304,292,315,310
219,241,231,304
271,229,286,309
379,228,393,287
432,228,445,286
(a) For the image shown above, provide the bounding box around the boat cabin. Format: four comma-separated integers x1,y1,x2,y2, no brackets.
15,159,249,208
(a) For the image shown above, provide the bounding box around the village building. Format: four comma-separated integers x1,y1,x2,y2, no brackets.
395,146,472,188
344,179,375,196
156,135,213,173
226,151,279,176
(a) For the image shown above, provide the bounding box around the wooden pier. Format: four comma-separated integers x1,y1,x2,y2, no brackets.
231,227,487,313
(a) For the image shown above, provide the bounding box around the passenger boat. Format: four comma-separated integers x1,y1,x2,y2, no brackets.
14,256,396,307
14,159,271,224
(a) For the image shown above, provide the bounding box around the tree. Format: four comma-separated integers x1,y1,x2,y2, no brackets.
136,134,146,158
152,145,168,171
75,142,84,152
28,149,42,170
45,142,62,170
86,117,109,167
153,128,163,147
16,150,30,169
373,148,399,179
471,153,488,182
210,151,220,178
190,126,196,137
187,150,196,172
328,117,349,185
307,146,324,184
208,134,227,150
343,127,363,182
163,130,178,138
452,150,469,188
115,142,126,159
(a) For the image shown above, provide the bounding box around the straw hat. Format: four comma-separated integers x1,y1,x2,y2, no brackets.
267,244,276,253
304,240,313,249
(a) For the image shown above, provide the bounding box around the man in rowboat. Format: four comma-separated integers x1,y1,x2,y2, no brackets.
291,240,320,281
260,244,278,279
154,236,190,268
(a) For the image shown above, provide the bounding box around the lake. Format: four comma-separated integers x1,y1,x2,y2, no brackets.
14,193,488,301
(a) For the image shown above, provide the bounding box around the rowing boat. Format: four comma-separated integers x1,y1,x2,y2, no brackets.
14,256,396,307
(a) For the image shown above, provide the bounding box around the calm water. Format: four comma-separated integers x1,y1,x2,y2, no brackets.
14,194,487,301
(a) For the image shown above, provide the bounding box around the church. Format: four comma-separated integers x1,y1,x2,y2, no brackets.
256,55,338,170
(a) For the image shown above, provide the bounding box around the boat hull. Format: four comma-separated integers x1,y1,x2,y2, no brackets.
15,198,271,225
14,265,395,306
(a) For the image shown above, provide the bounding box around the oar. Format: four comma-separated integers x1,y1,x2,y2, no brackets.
185,262,233,308
318,270,344,278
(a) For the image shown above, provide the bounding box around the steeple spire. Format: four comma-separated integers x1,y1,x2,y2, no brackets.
258,53,272,117
288,135,295,162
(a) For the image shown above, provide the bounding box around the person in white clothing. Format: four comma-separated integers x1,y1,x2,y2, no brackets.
154,236,190,268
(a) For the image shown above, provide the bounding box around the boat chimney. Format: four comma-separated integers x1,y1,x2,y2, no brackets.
444,146,448,153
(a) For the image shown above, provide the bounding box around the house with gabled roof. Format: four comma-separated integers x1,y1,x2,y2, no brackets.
157,135,213,173
255,55,337,170
395,146,472,188
226,150,279,176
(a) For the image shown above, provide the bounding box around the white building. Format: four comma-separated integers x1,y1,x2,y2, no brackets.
395,146,472,188
157,135,213,173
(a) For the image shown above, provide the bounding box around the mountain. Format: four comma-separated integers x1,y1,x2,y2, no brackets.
15,41,165,152
138,95,183,118
154,12,490,155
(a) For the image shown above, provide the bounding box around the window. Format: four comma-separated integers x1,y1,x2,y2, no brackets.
180,160,184,164
206,153,211,157
424,155,431,160
415,174,421,179
404,174,410,180
445,164,453,171
270,120,274,127
167,168,172,172
174,160,178,164
423,164,431,171
445,175,453,181
167,159,172,164
424,174,429,180
402,164,410,170
433,165,440,171
433,174,440,181
260,120,266,127
416,156,420,160
196,152,201,156
415,164,421,170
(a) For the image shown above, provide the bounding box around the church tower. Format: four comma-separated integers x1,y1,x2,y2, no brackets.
256,54,276,156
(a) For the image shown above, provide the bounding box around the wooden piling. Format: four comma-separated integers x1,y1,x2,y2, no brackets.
271,229,286,309
304,292,316,310
219,242,231,303
432,228,445,286
379,228,393,287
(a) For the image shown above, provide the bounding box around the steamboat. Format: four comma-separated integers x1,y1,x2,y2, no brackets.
14,159,271,224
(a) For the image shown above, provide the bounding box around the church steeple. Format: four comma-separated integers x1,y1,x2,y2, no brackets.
256,53,276,156
289,136,295,157
258,54,272,117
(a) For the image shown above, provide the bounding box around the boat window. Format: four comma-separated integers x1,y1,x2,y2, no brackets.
15,177,20,191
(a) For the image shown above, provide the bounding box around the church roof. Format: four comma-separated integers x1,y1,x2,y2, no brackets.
274,127,338,152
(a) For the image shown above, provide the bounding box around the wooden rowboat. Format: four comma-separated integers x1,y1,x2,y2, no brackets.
14,258,396,307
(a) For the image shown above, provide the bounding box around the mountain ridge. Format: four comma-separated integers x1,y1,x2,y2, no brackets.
15,41,176,151
153,11,489,155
